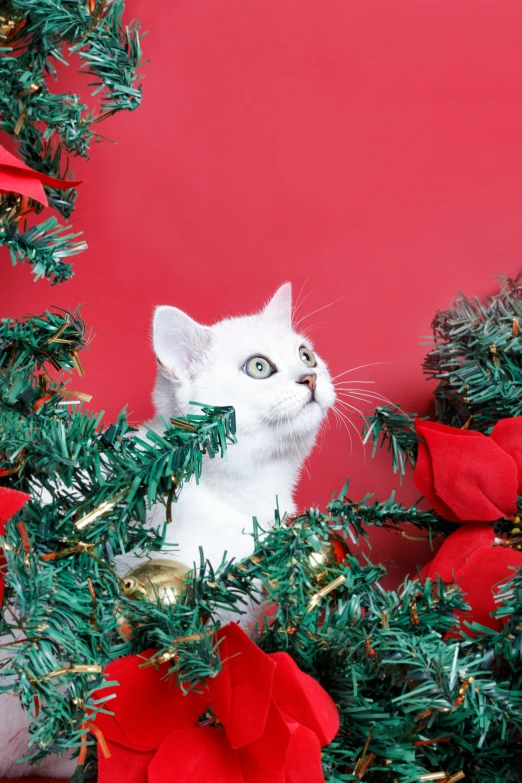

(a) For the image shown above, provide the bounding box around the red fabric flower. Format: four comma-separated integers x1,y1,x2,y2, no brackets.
423,523,522,632
93,623,339,783
0,144,81,206
413,418,522,523
0,486,30,604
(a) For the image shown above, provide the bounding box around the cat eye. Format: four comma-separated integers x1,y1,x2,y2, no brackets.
299,346,317,368
243,356,275,379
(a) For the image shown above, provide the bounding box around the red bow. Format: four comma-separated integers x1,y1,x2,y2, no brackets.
0,144,81,206
413,417,522,523
0,486,30,604
93,623,339,783
423,523,522,632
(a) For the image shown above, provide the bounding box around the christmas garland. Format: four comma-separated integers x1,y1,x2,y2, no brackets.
1,284,522,783
0,0,143,283
1,4,522,782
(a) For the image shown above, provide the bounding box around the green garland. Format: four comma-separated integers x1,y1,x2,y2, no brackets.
0,0,143,283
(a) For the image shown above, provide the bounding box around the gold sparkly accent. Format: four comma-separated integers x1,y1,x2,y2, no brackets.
71,350,84,376
446,773,465,783
169,417,197,432
14,106,28,135
45,664,101,679
419,775,448,782
47,323,68,343
75,489,126,530
308,574,346,610
513,317,520,337
354,728,375,778
410,599,419,626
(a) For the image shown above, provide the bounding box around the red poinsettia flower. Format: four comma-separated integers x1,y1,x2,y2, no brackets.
93,622,339,783
0,143,81,206
413,418,522,523
0,486,30,603
423,523,522,632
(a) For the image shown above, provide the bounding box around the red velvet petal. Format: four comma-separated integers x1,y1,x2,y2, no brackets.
424,523,496,582
414,435,460,523
239,702,290,777
210,623,276,749
93,651,209,751
0,144,81,206
491,417,522,492
270,653,339,746
0,487,30,534
97,740,153,783
238,749,285,783
416,420,518,521
455,545,522,631
283,723,325,783
149,727,243,783
0,169,48,205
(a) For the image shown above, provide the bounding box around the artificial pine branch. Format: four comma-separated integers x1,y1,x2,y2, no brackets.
424,273,522,431
0,0,144,282
0,309,236,764
363,405,419,476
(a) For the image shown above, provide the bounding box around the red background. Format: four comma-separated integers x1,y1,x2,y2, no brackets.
2,0,522,580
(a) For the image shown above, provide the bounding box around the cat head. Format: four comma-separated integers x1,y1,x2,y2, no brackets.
152,284,335,459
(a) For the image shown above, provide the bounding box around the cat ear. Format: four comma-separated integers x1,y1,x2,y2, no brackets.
263,282,292,324
153,306,211,379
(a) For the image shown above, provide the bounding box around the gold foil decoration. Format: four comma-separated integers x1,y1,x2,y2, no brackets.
75,489,126,530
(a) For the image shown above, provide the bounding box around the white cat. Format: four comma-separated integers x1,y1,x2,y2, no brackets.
0,283,335,778
144,282,335,568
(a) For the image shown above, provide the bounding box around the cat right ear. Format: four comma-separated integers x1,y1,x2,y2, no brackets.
153,306,211,379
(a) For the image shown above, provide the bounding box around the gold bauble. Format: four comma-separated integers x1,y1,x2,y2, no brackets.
122,559,192,605
308,535,349,580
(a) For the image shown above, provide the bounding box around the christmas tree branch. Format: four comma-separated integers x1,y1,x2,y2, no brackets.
363,405,419,476
0,0,144,280
423,273,522,432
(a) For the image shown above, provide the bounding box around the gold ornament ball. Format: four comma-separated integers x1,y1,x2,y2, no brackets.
122,559,192,606
309,535,349,579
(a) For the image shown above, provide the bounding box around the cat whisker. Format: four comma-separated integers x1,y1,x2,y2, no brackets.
330,361,391,382
293,296,346,329
292,276,313,322
331,403,365,455
336,389,397,407
333,379,376,386
329,406,353,453
335,397,365,417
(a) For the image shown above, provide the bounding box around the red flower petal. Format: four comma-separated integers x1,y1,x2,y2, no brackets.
455,545,522,631
0,487,30,534
414,420,518,521
283,723,325,783
491,417,522,492
414,433,460,522
149,727,243,783
238,748,285,783
238,702,290,778
0,144,81,206
270,653,339,746
210,623,276,749
97,740,153,783
424,523,496,581
93,651,208,751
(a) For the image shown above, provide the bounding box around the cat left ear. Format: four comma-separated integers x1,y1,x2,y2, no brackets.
153,306,211,379
263,282,292,324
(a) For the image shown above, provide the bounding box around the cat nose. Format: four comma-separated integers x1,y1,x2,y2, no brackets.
298,374,317,392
